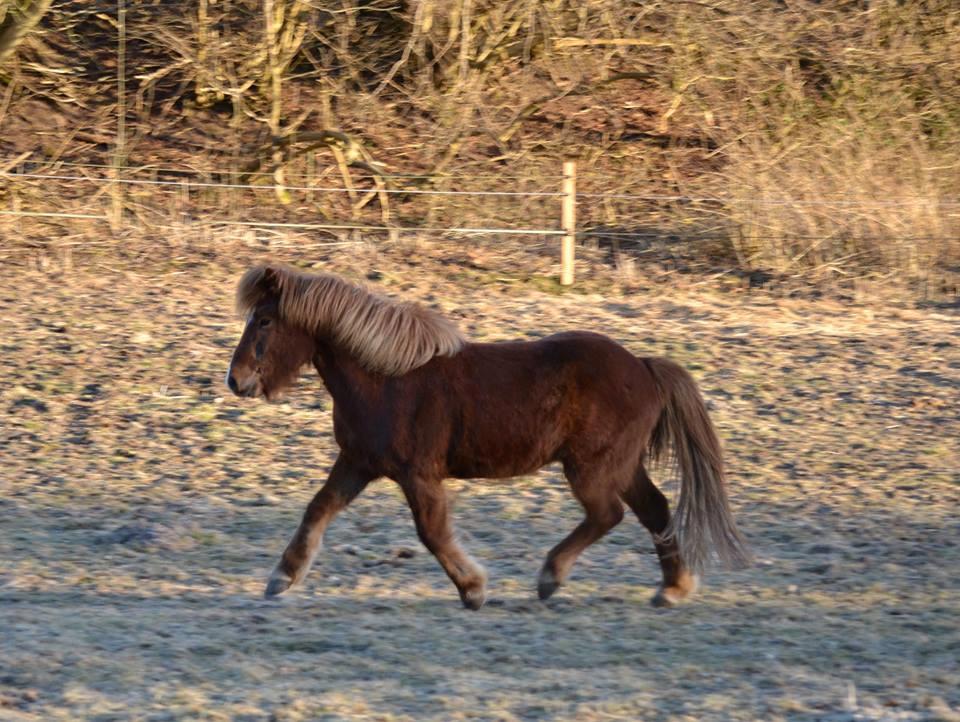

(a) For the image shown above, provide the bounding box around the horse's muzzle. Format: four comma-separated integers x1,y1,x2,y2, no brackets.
225,369,261,398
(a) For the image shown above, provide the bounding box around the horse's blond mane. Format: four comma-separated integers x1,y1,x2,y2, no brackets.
236,265,466,376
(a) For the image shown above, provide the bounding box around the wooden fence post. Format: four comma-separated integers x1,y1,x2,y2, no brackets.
110,0,127,234
561,160,576,286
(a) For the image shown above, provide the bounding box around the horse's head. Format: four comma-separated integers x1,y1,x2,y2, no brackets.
226,266,315,400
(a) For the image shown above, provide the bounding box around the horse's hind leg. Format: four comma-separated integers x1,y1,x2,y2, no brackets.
537,464,625,601
265,455,373,598
621,464,698,607
399,479,487,610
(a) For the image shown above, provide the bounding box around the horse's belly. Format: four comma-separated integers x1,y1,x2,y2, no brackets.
448,457,546,480
446,426,560,479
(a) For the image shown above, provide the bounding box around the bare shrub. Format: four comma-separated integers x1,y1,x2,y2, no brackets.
1,0,957,298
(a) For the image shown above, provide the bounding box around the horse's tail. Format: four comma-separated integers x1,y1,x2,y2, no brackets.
646,357,751,574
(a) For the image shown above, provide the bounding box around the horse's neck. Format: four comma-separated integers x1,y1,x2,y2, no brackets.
312,339,382,405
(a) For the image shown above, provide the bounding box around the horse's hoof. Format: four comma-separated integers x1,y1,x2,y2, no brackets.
264,571,294,598
537,568,561,601
650,573,699,608
650,588,678,608
460,585,487,611
538,580,560,601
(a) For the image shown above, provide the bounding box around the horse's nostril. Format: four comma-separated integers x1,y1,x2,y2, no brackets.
227,374,239,394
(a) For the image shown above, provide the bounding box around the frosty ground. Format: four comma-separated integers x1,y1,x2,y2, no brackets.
2,242,958,721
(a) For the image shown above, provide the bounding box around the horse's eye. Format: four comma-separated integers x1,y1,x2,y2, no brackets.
258,317,272,328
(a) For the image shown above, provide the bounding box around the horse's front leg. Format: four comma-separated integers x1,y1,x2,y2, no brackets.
265,455,373,598
399,478,487,610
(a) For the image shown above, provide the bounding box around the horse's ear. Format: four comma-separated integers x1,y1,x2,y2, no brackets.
237,265,284,316
261,266,282,294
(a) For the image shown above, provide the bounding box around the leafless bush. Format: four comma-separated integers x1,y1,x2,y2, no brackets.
0,0,957,297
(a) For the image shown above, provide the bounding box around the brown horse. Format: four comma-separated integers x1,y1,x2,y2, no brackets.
226,264,749,609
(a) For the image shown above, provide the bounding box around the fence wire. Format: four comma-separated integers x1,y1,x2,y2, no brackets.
2,163,959,246
3,161,959,206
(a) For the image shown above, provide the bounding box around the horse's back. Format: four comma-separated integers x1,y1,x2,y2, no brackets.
464,330,637,365
421,331,657,479
454,331,644,398
536,331,661,432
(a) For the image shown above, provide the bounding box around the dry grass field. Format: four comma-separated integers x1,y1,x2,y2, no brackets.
2,239,958,721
